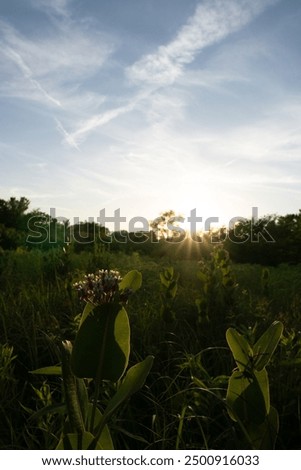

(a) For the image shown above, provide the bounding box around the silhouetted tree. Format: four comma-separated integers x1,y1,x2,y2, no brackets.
225,212,301,265
150,210,186,241
0,197,30,229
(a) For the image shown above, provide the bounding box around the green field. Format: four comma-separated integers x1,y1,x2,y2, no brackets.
0,246,301,450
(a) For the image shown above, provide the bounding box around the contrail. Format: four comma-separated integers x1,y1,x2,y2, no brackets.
55,119,80,150
4,46,62,108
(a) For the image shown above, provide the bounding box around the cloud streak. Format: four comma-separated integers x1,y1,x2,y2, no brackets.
55,119,80,150
126,0,278,86
0,0,280,155
30,0,72,19
0,17,114,107
0,9,115,147
3,46,62,107
65,0,279,148
64,91,151,147
69,104,136,145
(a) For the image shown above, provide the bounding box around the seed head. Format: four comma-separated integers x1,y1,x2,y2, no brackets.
73,269,122,305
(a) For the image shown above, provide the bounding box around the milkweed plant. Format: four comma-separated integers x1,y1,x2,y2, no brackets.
31,269,154,450
226,321,283,449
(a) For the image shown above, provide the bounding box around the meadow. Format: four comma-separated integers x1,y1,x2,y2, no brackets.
0,243,301,450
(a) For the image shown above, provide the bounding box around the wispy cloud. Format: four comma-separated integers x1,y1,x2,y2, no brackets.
30,0,72,19
69,104,136,146
2,45,62,107
0,8,115,150
55,119,80,150
126,0,278,86
0,17,114,108
64,92,148,147
62,0,280,148
0,0,280,155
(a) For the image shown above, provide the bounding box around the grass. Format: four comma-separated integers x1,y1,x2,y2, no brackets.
0,246,301,449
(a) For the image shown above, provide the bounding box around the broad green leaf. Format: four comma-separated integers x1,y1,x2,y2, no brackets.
248,406,279,450
119,270,142,292
253,321,283,371
85,404,114,449
102,356,154,420
254,368,270,416
71,303,130,381
90,356,154,449
56,405,114,450
96,424,114,450
160,272,170,287
226,369,269,425
226,328,253,372
79,301,95,327
30,366,62,375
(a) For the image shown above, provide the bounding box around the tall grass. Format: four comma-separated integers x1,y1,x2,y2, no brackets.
0,246,301,449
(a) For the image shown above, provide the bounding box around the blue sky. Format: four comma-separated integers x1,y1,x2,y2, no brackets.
0,0,301,231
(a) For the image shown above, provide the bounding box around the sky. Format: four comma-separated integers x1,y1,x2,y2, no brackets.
0,0,301,232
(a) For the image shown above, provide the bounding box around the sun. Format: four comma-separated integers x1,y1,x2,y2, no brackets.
148,176,238,239
169,201,225,236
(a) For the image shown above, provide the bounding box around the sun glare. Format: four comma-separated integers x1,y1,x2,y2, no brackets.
169,186,229,237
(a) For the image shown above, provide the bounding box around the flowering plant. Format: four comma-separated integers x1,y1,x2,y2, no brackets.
31,269,153,450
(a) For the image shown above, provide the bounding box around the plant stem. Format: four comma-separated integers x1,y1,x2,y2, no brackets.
60,340,85,434
90,310,111,433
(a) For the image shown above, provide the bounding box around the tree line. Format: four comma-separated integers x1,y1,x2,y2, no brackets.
1,197,301,265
